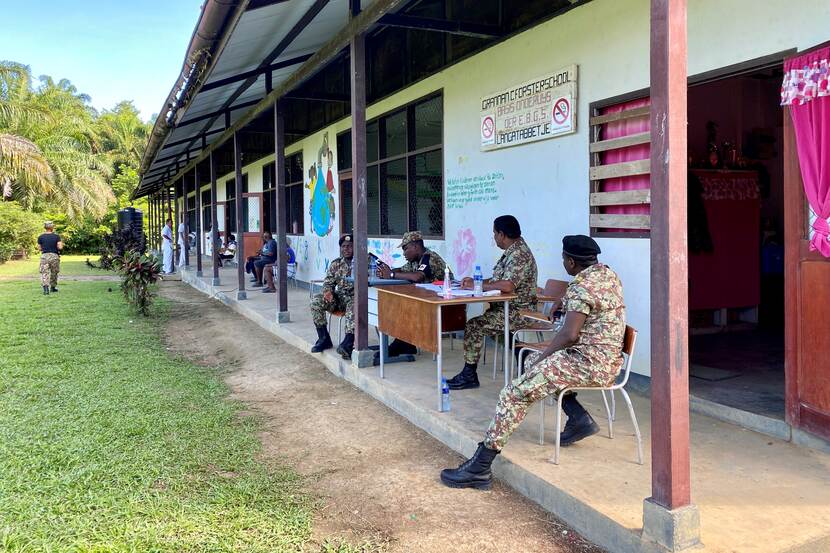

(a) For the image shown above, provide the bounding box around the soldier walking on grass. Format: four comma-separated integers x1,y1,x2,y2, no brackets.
37,221,63,295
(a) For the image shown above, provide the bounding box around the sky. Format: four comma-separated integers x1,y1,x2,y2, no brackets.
1,1,203,122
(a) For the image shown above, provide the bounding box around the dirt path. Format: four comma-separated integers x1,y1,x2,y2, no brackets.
160,282,604,553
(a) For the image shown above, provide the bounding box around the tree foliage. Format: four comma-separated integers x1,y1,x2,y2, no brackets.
0,61,151,229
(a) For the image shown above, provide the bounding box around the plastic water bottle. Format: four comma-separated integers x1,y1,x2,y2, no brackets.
473,265,483,296
370,256,377,279
441,378,451,412
442,266,451,299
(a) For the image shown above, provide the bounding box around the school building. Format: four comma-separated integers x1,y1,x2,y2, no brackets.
133,1,830,551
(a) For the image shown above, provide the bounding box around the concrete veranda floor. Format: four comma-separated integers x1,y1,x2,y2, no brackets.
173,258,830,553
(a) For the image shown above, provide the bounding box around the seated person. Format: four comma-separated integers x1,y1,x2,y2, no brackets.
262,241,299,293
286,238,296,265
446,215,538,391
309,234,355,359
217,234,237,267
440,235,626,489
247,232,278,287
376,231,452,356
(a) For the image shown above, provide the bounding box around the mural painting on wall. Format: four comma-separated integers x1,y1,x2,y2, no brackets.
369,238,403,268
307,132,336,237
452,228,477,278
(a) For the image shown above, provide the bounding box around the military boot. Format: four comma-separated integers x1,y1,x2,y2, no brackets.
50,286,58,293
387,339,417,357
440,442,499,489
559,393,599,446
336,333,354,360
447,363,479,390
311,326,333,353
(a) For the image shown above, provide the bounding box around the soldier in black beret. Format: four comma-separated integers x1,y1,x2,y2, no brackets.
441,234,627,490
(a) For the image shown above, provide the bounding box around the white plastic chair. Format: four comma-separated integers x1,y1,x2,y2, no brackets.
522,325,643,466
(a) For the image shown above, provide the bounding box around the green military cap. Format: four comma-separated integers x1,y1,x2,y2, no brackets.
399,231,423,248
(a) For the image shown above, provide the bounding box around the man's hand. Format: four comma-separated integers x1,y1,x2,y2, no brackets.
460,277,473,290
377,262,392,279
323,290,334,302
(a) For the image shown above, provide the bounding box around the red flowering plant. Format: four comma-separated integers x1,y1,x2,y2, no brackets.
112,249,161,316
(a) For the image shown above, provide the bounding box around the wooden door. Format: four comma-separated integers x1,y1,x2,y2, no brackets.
783,107,830,441
242,192,264,259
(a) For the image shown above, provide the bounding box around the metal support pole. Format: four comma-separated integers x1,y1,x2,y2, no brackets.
643,0,699,550
274,100,290,322
210,151,220,285
233,131,246,300
350,29,369,360
194,166,203,276
183,175,190,268
173,182,180,271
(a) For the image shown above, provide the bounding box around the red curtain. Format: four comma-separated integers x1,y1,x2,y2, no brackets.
782,46,830,257
600,98,650,233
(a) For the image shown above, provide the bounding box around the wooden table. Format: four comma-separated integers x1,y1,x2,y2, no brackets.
375,285,517,411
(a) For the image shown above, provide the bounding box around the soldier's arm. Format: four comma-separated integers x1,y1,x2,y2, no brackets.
534,311,588,362
322,261,338,293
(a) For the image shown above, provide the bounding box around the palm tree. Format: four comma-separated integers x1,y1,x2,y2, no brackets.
0,62,114,220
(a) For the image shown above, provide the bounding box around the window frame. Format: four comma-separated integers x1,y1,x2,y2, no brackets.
263,152,305,236
337,90,444,239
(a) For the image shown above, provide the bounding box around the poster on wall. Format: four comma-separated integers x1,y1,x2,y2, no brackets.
479,64,577,151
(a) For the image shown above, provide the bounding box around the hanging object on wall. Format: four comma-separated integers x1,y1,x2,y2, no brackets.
308,132,336,237
479,65,578,151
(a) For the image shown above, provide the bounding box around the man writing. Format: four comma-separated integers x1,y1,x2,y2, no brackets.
309,234,355,358
440,235,626,489
217,234,237,267
376,231,452,356
446,215,538,390
37,221,63,295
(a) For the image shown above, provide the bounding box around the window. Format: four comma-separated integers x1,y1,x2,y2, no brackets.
588,94,651,238
338,92,443,237
263,152,304,235
186,194,197,233
201,189,212,231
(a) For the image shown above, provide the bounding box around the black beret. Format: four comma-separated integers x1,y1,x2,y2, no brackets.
563,235,601,258
339,234,353,246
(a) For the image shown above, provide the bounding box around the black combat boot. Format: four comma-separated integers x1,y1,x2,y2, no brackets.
50,286,58,293
42,285,49,295
447,363,479,390
559,393,599,446
387,339,417,357
440,442,499,489
336,333,354,360
311,326,333,353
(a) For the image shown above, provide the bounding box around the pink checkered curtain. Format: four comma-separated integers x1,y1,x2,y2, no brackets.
781,45,830,257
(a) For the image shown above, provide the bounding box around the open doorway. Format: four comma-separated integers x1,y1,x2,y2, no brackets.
686,64,786,419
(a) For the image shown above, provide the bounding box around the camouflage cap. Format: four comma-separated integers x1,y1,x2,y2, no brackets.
399,231,423,248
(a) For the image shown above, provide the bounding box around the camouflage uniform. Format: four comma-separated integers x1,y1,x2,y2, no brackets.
398,248,451,282
39,253,60,288
484,263,626,451
310,257,354,333
463,237,538,364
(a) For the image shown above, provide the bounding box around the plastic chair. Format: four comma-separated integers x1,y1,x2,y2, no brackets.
287,262,297,288
526,325,643,466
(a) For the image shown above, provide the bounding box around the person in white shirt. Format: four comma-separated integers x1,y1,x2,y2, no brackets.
218,234,237,267
177,214,187,267
161,218,174,273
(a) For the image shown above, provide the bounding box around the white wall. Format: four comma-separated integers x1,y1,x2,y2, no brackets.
210,0,830,375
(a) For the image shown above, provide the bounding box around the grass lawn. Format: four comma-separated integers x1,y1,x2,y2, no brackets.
0,279,322,552
0,255,108,278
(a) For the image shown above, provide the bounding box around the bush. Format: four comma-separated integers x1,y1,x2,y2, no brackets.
0,202,41,263
112,250,161,316
44,212,112,254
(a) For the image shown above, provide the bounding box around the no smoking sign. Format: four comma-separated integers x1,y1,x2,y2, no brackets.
552,97,570,125
480,114,496,145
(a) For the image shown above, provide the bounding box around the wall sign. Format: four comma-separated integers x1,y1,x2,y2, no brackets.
479,65,578,151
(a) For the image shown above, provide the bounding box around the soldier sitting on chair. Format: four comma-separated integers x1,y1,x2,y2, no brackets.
310,234,355,358
440,235,626,490
376,230,452,357
446,215,538,391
